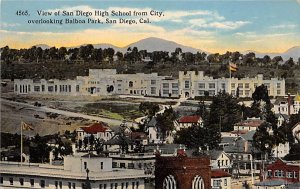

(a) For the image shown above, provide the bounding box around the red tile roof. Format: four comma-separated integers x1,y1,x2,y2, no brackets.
80,122,109,134
211,169,232,178
178,115,201,123
234,119,264,127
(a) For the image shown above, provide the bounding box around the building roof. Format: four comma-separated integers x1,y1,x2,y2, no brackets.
80,122,110,134
208,150,225,160
147,117,157,127
0,161,148,180
211,169,231,178
178,115,201,123
267,159,300,170
275,113,290,120
234,119,264,128
240,130,256,141
254,179,288,186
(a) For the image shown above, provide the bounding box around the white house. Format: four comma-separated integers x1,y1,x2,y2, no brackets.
208,150,232,170
177,115,203,129
273,94,300,115
76,122,114,142
211,169,232,189
0,152,149,189
234,117,264,132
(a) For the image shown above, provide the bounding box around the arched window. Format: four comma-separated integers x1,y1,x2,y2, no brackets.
192,175,205,189
163,175,177,189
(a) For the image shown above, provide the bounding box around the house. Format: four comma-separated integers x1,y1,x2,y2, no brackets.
233,117,264,132
292,122,300,143
76,122,114,142
275,113,290,127
211,169,232,189
0,152,149,189
145,117,175,144
208,150,232,170
262,159,300,183
177,115,203,129
102,134,134,153
273,94,300,115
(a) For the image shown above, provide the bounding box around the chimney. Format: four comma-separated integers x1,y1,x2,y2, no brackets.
288,93,291,116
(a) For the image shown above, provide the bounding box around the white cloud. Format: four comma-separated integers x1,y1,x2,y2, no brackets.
0,22,20,28
191,20,250,30
271,24,297,29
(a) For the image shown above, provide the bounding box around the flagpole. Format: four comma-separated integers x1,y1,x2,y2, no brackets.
20,121,23,165
229,61,232,95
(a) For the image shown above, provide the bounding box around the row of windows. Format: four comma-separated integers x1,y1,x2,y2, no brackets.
1,177,44,188
0,177,139,189
32,85,79,93
268,170,299,178
99,181,139,189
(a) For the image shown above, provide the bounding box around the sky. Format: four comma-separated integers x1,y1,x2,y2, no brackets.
1,0,300,53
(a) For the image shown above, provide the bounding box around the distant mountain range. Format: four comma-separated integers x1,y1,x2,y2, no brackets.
35,37,300,60
243,46,300,60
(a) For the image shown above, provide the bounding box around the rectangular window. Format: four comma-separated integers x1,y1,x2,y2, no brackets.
185,81,190,89
208,90,215,96
163,89,169,95
40,180,45,188
136,181,139,189
198,90,205,96
34,86,40,92
84,162,87,169
111,183,114,189
55,85,57,92
198,83,205,88
221,83,226,89
277,83,281,88
115,183,118,189
104,184,107,189
15,84,18,91
132,182,135,189
19,178,24,186
42,85,45,92
231,83,235,88
277,90,281,95
245,90,250,96
128,163,134,169
59,181,62,189
100,184,103,189
121,183,124,189
150,87,156,95
224,179,227,186
73,183,76,189
28,85,31,92
172,83,178,88
172,90,178,95
126,182,129,189
101,162,103,170
68,182,72,189
238,83,243,88
69,85,71,92
239,90,243,96
151,80,156,85
48,86,54,92
162,83,169,88
0,177,3,184
9,177,13,185
209,83,215,88
76,85,80,92
245,83,250,88
30,179,34,187
55,181,58,188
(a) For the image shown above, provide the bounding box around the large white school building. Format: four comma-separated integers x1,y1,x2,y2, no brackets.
0,153,148,189
14,69,285,98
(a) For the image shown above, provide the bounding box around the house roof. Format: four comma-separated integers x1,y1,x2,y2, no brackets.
80,122,109,134
294,95,300,102
178,115,201,123
208,150,224,160
234,119,264,128
147,117,157,127
267,158,300,170
275,113,290,120
240,130,256,141
129,132,148,140
211,169,231,178
104,135,133,145
254,179,288,186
